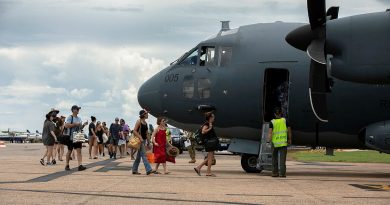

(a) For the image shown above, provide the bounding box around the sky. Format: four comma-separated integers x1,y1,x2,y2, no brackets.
0,0,388,132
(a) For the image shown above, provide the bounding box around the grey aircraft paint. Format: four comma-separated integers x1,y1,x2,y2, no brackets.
138,2,390,172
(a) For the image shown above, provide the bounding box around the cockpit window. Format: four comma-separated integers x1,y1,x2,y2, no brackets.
200,46,215,66
219,47,232,67
179,49,198,66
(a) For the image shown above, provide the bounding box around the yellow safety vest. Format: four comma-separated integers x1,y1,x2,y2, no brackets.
271,118,288,148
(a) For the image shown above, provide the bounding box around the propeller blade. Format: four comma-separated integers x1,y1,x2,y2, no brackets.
307,39,326,64
307,0,326,29
326,6,339,20
309,60,329,122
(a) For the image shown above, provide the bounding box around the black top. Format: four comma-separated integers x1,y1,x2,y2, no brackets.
89,123,96,136
202,122,217,139
96,129,103,138
140,122,148,140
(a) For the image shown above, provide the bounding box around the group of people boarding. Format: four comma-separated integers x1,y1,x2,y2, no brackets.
42,105,287,177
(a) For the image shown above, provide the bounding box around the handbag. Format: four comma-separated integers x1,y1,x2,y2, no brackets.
146,152,155,163
72,131,85,143
194,127,205,145
102,133,108,143
118,139,126,146
128,134,141,150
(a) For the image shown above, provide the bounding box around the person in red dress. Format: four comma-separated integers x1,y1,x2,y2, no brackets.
152,117,174,174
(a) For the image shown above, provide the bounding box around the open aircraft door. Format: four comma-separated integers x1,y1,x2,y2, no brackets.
263,68,290,122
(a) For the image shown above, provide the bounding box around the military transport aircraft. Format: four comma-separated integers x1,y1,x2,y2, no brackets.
138,0,390,172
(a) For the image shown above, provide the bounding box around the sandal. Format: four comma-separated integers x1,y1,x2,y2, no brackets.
194,168,201,176
40,159,44,166
206,173,216,177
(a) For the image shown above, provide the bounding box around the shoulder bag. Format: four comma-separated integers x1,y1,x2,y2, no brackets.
128,131,141,150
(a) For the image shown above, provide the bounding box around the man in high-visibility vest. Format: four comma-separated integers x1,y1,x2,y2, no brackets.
268,107,292,177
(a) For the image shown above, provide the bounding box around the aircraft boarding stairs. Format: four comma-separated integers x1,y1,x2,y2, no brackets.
256,123,273,171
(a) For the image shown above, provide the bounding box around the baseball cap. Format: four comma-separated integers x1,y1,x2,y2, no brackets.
71,105,81,111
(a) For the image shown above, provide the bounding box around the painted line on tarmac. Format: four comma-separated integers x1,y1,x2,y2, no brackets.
343,196,390,199
0,188,262,205
226,194,293,197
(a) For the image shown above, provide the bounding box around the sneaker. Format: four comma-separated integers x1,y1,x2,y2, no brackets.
93,156,98,159
113,153,116,159
40,158,45,166
103,153,105,157
52,159,56,165
78,165,87,171
65,165,70,171
132,172,141,175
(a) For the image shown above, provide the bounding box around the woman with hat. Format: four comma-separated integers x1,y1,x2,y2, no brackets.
40,109,59,166
131,110,155,175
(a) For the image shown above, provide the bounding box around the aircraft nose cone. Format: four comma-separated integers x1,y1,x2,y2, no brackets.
137,77,162,115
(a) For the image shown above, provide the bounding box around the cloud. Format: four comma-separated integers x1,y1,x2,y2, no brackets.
0,43,166,130
0,47,29,60
56,100,74,110
376,0,390,5
92,5,144,13
70,88,93,99
0,81,67,99
121,85,139,118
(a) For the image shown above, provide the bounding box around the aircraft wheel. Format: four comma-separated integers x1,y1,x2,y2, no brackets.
241,154,261,173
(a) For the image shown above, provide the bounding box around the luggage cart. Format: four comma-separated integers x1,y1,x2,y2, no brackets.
256,123,273,171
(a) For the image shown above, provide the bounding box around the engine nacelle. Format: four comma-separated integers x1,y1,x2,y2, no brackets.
363,121,390,154
326,12,390,84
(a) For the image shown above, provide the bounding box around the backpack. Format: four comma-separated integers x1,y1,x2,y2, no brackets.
194,127,205,145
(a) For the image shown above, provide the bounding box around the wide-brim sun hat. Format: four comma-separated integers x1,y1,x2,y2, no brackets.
167,146,179,157
47,108,59,116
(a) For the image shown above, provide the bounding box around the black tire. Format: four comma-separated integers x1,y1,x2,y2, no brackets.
241,154,261,173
